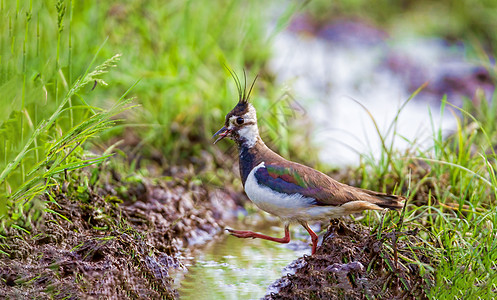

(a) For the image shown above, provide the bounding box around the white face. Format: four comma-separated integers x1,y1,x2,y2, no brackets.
228,103,259,148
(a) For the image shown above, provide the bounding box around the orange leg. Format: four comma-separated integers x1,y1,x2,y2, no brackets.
226,223,290,244
301,222,319,255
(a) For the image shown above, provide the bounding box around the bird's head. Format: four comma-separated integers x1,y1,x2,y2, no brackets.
213,72,260,148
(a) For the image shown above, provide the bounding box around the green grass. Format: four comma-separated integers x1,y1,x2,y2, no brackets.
351,91,497,297
0,0,306,228
0,0,135,229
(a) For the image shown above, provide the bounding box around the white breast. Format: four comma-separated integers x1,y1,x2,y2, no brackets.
244,162,320,221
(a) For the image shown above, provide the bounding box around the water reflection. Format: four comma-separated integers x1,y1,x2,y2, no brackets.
177,223,310,299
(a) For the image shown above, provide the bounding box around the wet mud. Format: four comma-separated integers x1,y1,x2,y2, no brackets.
265,221,433,299
1,157,433,299
0,168,240,299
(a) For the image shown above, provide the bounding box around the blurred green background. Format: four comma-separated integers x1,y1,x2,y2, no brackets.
0,0,299,222
2,0,497,219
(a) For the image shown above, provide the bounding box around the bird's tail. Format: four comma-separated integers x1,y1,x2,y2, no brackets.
363,189,405,210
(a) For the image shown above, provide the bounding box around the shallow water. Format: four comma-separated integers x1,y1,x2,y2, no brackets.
176,221,313,299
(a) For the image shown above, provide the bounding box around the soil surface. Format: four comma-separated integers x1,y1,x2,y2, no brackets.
266,221,433,299
1,163,434,299
0,166,241,299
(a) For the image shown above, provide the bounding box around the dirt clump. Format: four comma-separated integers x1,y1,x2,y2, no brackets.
265,220,434,299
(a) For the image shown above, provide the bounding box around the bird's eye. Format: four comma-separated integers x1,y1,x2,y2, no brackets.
235,117,244,125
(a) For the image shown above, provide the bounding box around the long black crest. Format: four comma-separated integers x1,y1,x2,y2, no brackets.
225,66,258,104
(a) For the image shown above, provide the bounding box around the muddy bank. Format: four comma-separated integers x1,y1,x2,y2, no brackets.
1,149,435,299
265,221,434,299
0,166,241,299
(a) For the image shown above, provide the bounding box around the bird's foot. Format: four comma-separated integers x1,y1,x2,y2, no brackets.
225,228,258,239
225,227,291,243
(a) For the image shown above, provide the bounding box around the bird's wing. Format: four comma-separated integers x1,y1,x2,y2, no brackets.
253,163,351,206
254,163,404,209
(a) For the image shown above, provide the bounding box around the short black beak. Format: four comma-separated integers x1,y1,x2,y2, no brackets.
213,126,230,144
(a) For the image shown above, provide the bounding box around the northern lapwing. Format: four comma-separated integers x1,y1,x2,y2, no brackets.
214,74,404,255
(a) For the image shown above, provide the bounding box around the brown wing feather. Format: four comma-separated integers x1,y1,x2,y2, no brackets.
254,141,404,209
264,153,404,209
